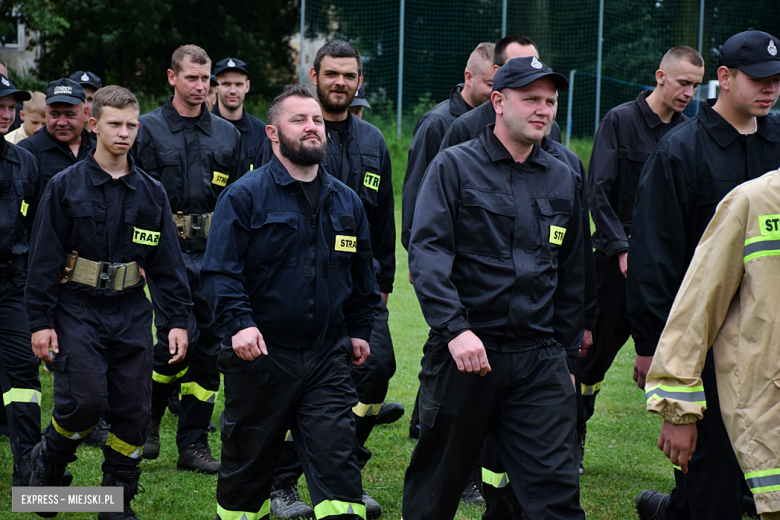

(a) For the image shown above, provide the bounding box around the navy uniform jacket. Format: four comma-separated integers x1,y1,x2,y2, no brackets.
25,152,192,332
627,102,780,356
0,138,37,261
588,91,686,256
18,126,94,216
211,104,267,174
132,97,244,252
253,112,395,294
543,137,597,331
401,84,472,250
439,100,562,151
201,155,380,349
410,125,584,355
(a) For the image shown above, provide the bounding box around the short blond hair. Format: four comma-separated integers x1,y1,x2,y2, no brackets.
23,92,45,116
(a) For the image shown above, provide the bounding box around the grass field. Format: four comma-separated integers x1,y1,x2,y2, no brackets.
0,132,737,519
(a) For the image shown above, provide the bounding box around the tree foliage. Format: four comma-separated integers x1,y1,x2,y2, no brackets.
0,0,69,45
34,0,300,103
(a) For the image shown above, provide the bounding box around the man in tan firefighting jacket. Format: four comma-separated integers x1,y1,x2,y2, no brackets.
646,168,780,520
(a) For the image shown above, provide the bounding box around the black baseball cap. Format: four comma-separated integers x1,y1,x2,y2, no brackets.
214,58,249,77
492,56,569,92
45,78,86,105
350,85,371,109
0,74,31,102
718,29,780,79
69,70,102,90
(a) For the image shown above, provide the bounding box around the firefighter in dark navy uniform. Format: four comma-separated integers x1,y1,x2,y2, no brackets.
133,45,243,473
403,57,586,520
253,40,394,519
25,85,192,520
0,74,42,488
201,84,380,520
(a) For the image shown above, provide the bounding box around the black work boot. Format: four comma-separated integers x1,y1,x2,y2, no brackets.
13,454,32,486
636,490,670,520
374,402,405,425
98,467,144,520
177,433,220,474
29,440,69,517
270,475,314,519
142,401,167,460
461,464,485,506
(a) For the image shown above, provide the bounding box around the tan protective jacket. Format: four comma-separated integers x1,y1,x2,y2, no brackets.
646,169,780,514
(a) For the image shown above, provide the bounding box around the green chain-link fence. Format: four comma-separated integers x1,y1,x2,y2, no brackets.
301,0,780,137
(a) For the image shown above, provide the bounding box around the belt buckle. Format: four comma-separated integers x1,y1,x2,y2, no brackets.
97,262,127,291
190,214,204,238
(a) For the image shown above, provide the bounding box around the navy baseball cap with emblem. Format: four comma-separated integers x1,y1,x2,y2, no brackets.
0,74,31,102
492,56,569,92
45,78,86,105
214,57,249,77
69,70,102,90
718,29,780,79
350,85,371,109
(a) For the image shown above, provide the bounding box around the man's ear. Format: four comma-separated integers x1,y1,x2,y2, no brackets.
491,90,504,116
655,69,665,87
309,67,318,86
266,124,278,143
717,66,732,92
167,69,176,88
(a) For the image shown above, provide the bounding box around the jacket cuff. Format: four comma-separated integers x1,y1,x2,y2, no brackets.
347,326,372,343
604,240,629,258
224,313,258,338
378,279,394,294
29,317,54,333
167,316,189,330
441,316,471,344
634,338,658,357
660,410,701,425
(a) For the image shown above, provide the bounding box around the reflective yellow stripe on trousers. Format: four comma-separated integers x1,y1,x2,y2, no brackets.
180,381,217,404
216,500,270,520
106,433,143,459
52,418,92,441
352,402,382,417
3,388,41,406
152,366,189,384
482,467,510,488
314,500,367,519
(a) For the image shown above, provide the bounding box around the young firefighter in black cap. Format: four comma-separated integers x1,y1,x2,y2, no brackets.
25,85,192,519
212,57,267,172
0,74,43,487
68,71,103,114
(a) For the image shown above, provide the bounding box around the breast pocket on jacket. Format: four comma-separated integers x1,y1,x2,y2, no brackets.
139,151,183,200
329,213,357,269
455,189,514,259
125,206,163,251
357,154,381,207
246,210,299,268
67,200,106,245
536,198,572,260
209,151,234,195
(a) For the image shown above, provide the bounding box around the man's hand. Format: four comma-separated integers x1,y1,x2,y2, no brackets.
232,327,267,361
633,354,654,389
448,331,491,376
579,329,593,358
167,328,189,364
31,329,58,364
351,338,370,366
381,292,389,305
617,251,628,278
658,421,697,473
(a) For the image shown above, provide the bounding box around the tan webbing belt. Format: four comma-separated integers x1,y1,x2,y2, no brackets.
173,212,212,240
61,252,141,291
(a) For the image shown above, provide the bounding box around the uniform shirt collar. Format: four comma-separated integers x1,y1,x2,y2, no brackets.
84,151,138,189
268,153,334,189
480,124,550,169
636,90,685,129
449,83,471,118
212,104,249,132
40,126,92,155
699,101,780,147
162,96,212,135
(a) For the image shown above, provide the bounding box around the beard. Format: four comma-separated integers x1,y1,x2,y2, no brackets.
278,127,327,166
316,80,357,114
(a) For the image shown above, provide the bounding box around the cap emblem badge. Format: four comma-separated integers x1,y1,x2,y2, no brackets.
531,57,543,69
1,77,9,86
53,86,72,95
769,39,777,57
227,59,235,67
81,73,89,81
